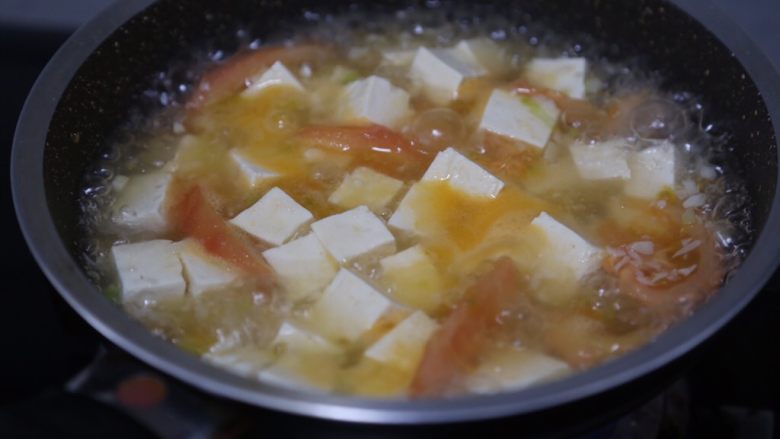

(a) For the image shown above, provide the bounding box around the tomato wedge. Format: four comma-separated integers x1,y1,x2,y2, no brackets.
297,124,433,180
187,43,333,111
600,201,724,309
481,131,542,178
168,183,275,291
410,257,522,398
509,79,606,128
603,223,724,309
508,79,648,138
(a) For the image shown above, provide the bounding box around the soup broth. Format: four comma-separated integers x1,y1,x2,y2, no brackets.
79,7,750,398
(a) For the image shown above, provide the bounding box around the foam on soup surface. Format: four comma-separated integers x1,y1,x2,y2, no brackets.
79,9,751,398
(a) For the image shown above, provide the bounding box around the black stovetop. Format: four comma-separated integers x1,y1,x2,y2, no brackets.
1,1,778,438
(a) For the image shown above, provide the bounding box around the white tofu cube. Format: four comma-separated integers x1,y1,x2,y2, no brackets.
274,321,339,352
569,139,631,180
422,147,504,198
388,147,504,234
530,212,604,280
310,206,396,263
327,66,360,84
328,167,404,211
204,347,275,378
169,134,199,172
112,175,129,192
259,321,342,391
479,89,560,149
176,239,239,297
625,142,677,199
242,61,304,97
206,322,341,392
111,170,172,234
381,49,416,67
387,184,422,234
379,245,444,312
112,240,185,302
305,268,394,343
341,75,410,129
467,348,571,394
229,149,279,188
450,38,505,74
230,187,313,246
364,311,439,372
262,234,338,303
525,58,588,99
409,47,486,105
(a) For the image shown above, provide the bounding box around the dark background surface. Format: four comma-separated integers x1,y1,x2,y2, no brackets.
1,0,778,437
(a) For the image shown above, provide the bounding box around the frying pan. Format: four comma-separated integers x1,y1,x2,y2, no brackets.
11,0,780,426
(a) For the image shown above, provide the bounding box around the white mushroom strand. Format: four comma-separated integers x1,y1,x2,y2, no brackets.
673,238,703,258
677,178,707,209
607,237,699,287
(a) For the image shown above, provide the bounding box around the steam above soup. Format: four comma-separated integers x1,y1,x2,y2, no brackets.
80,13,748,398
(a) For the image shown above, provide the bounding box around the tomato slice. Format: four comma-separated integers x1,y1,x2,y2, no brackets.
297,124,433,180
410,257,522,397
168,183,275,291
508,79,648,139
480,131,542,178
508,79,606,128
600,200,724,309
603,223,723,308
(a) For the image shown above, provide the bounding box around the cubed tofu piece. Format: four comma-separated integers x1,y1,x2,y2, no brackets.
229,149,280,188
387,184,423,234
230,187,313,246
242,61,304,97
176,239,239,297
206,322,341,392
388,148,504,234
479,89,560,149
467,348,571,394
169,134,201,172
624,142,677,199
525,58,587,99
409,47,486,105
112,240,186,302
262,234,338,303
422,147,504,198
364,311,439,372
305,268,394,343
112,175,129,192
274,321,339,352
328,167,404,211
259,321,342,391
341,75,410,129
379,245,444,312
310,206,396,263
422,148,504,198
204,347,275,378
111,170,173,234
381,49,417,67
569,139,631,180
530,212,604,280
451,38,506,74
328,66,360,85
